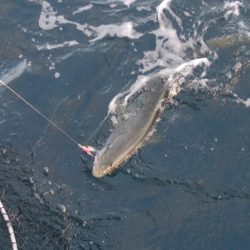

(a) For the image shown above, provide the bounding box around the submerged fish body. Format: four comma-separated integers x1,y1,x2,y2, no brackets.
0,60,27,97
92,76,170,177
206,34,250,50
0,60,27,84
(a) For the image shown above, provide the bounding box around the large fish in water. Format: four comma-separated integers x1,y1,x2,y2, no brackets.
92,75,171,177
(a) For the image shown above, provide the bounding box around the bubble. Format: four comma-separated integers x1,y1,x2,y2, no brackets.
55,72,60,79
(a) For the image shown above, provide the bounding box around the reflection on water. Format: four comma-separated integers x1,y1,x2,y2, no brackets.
0,0,250,249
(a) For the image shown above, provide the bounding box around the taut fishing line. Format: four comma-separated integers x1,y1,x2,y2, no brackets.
0,79,98,250
0,80,96,157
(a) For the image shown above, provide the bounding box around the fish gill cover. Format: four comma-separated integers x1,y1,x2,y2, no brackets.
0,0,250,249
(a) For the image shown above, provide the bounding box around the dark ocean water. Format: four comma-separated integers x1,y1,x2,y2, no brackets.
1,0,250,249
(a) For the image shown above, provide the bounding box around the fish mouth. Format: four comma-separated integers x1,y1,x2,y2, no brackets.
92,156,122,178
92,164,116,178
92,148,124,177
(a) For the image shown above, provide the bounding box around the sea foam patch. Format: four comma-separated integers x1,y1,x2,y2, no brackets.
121,0,137,7
73,4,93,15
56,16,142,41
34,1,142,41
37,40,79,50
235,94,250,108
224,1,243,19
90,22,142,42
39,0,58,30
138,0,191,73
241,98,250,108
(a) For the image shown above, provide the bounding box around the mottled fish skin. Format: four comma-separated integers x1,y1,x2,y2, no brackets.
92,76,169,177
206,34,250,50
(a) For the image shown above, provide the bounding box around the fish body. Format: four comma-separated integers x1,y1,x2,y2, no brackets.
93,76,169,177
0,60,27,84
206,34,250,49
0,60,27,98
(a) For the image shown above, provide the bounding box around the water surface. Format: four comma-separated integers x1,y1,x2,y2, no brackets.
0,0,250,249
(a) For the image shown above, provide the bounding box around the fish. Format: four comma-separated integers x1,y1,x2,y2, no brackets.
0,60,27,98
92,75,170,177
205,33,250,50
0,60,27,84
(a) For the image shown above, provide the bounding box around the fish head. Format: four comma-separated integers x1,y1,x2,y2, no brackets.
92,137,128,178
92,147,119,177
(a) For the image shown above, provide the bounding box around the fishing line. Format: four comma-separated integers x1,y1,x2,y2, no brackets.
0,79,95,155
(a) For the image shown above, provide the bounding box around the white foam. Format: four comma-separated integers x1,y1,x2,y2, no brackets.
54,72,60,78
35,2,142,42
108,93,124,114
224,1,243,19
157,0,182,27
110,4,117,8
242,99,250,107
121,0,136,7
73,4,93,15
57,15,93,36
110,115,118,126
236,96,250,108
175,58,211,73
138,27,185,72
90,22,142,42
37,40,79,50
124,75,150,104
58,17,142,41
0,60,27,84
165,58,211,97
138,0,190,73
39,1,58,30
183,11,191,17
136,6,151,12
137,57,209,109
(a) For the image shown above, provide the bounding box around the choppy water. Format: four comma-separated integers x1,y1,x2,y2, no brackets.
0,0,250,249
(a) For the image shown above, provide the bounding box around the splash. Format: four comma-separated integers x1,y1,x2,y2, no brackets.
224,1,243,18
108,75,150,115
73,4,93,15
108,0,212,117
234,94,250,108
138,0,195,73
